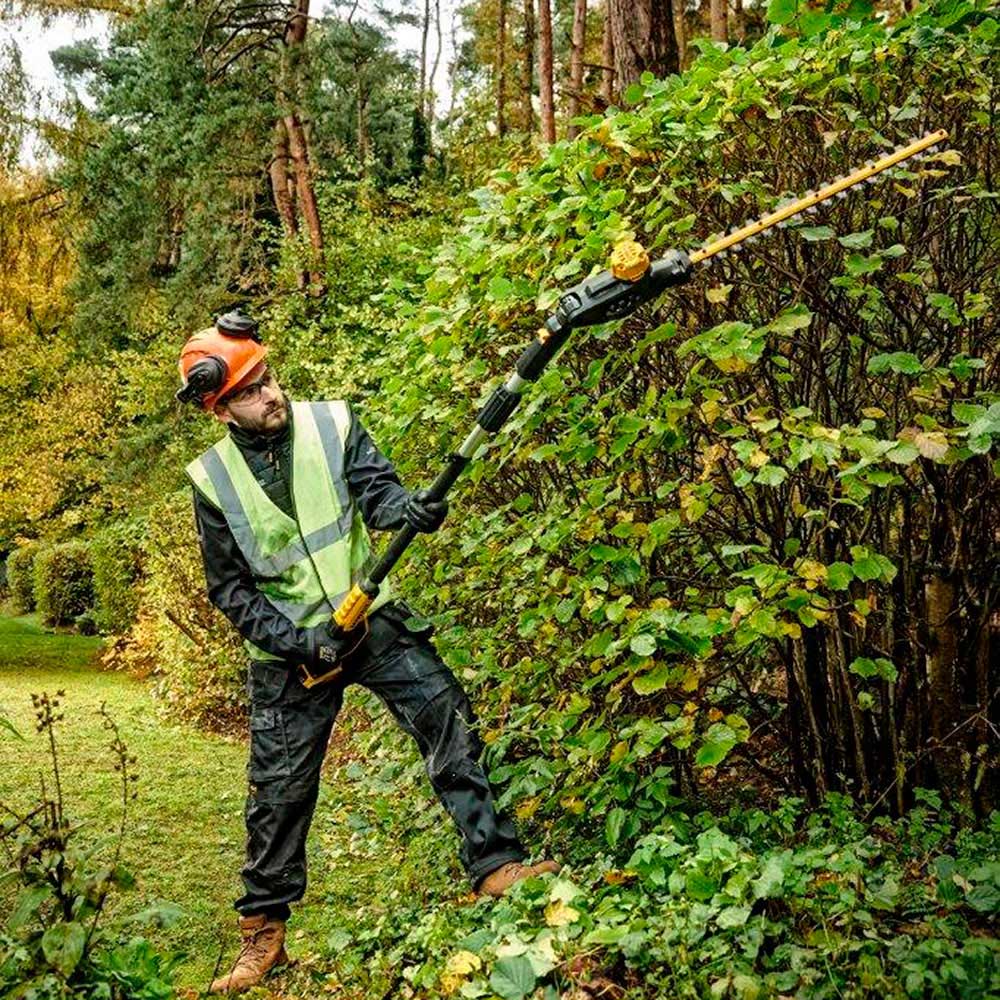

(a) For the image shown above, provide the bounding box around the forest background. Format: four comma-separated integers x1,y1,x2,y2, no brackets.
0,0,998,996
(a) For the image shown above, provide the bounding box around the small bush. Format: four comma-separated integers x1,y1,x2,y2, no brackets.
91,519,145,634
6,543,40,614
33,542,94,627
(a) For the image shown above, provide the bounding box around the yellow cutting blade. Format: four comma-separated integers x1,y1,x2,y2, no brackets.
690,129,949,265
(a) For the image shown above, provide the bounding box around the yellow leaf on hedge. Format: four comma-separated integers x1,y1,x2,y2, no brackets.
781,621,802,639
682,668,701,692
706,283,733,303
516,797,540,819
545,900,581,927
440,951,482,994
797,559,828,583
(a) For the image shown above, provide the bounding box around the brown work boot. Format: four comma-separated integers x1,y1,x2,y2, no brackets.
209,913,288,994
477,859,561,898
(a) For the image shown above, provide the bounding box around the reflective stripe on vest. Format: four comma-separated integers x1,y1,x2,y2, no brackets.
186,400,391,661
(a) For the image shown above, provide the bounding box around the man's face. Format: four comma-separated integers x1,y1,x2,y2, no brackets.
213,363,289,434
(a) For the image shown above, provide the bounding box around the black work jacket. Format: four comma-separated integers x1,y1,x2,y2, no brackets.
192,400,410,662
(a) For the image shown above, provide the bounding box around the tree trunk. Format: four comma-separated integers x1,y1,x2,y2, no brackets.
268,118,298,240
608,0,677,96
284,110,324,286
521,0,535,129
537,0,556,142
420,0,430,115
567,0,587,138
600,5,614,104
710,0,727,43
734,0,746,42
497,0,508,137
280,0,324,288
428,0,443,123
673,1,687,70
925,572,969,805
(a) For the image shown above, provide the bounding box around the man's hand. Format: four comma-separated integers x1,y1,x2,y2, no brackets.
403,489,448,533
305,621,355,668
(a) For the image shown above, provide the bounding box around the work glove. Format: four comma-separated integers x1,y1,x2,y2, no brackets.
305,621,359,670
403,489,448,533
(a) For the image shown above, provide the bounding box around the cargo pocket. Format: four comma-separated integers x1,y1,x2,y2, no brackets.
383,600,435,643
249,706,292,781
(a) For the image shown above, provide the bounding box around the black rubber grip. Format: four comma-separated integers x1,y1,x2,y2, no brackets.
477,386,522,432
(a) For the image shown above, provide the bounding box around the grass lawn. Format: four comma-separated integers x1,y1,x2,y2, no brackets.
0,613,463,998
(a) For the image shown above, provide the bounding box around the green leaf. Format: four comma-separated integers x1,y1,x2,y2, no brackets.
754,465,788,487
487,275,513,301
8,886,51,930
849,656,897,682
717,905,752,929
633,662,669,695
685,870,718,900
605,807,626,849
754,851,793,899
696,740,733,767
850,546,895,583
886,442,920,464
767,0,799,23
624,83,645,104
797,225,836,242
867,352,923,375
826,562,854,590
837,230,874,249
41,921,87,977
770,307,813,333
629,632,657,658
0,715,23,740
489,955,537,1000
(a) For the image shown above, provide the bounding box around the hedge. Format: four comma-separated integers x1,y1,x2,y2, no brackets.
91,519,145,634
33,542,94,627
7,543,40,614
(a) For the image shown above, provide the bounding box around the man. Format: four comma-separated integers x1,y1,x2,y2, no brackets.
178,312,558,994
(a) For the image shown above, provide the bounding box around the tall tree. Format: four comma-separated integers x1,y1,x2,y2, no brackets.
711,0,728,43
600,3,614,104
520,0,535,129
566,0,586,138
496,0,508,136
607,0,677,96
427,0,443,123
537,0,555,142
420,0,430,115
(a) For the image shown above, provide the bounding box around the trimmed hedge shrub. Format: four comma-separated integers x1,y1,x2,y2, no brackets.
92,519,145,634
33,542,94,627
7,543,40,614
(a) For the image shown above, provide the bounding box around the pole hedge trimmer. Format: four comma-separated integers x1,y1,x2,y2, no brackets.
300,128,949,689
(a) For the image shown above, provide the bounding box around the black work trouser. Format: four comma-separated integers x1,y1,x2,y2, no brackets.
234,605,526,919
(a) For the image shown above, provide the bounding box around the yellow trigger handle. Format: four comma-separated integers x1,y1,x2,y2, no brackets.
334,583,373,631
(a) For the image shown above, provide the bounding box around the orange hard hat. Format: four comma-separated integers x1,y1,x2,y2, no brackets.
177,314,268,411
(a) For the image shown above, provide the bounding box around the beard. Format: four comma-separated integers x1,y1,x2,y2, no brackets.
231,396,289,435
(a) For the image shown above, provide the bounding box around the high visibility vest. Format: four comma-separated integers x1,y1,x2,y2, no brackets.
185,400,392,662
